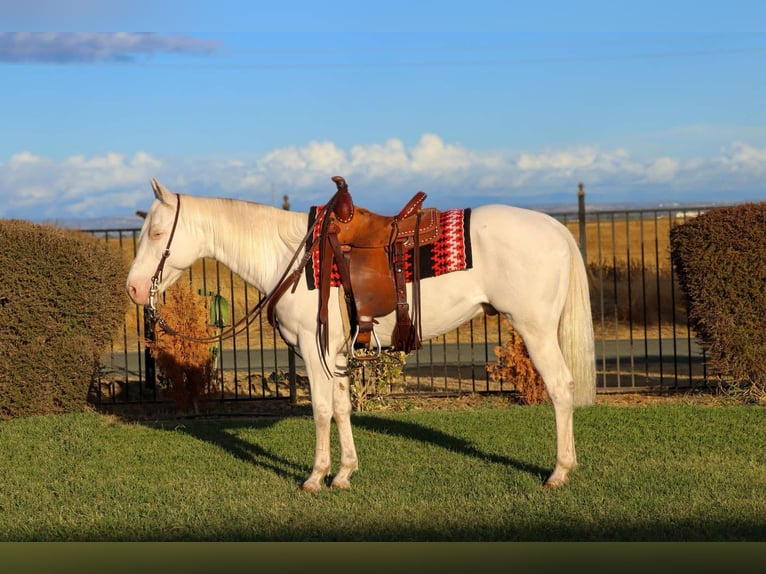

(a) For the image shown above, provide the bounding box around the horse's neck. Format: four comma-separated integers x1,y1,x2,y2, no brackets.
191,196,308,294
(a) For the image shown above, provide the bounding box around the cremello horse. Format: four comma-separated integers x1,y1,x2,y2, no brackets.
126,179,595,492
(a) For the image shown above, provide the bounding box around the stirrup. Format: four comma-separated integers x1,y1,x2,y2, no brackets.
350,325,382,361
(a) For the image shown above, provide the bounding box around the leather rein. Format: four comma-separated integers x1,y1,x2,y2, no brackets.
146,192,339,344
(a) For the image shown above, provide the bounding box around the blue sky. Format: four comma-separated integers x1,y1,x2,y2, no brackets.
3,2,766,223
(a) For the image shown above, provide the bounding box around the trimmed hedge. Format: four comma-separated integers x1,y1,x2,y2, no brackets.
670,203,766,398
0,220,127,419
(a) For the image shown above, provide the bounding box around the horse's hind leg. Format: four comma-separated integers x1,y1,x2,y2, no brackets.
514,324,577,487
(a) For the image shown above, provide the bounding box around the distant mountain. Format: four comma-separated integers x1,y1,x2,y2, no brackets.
45,215,146,230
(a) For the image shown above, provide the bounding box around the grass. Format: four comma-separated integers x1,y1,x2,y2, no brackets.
0,399,764,541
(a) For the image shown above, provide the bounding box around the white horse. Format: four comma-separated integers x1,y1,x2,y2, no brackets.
126,179,595,492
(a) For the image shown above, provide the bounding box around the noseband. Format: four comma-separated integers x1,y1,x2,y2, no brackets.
148,193,182,315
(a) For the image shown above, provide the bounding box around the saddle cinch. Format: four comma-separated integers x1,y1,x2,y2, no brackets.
317,176,441,359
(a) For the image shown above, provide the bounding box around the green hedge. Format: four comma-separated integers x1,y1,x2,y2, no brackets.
0,220,127,419
670,202,766,399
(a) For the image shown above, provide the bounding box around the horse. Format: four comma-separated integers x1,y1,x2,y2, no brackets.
126,178,596,492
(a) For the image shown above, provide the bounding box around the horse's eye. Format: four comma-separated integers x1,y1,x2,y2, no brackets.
149,226,163,240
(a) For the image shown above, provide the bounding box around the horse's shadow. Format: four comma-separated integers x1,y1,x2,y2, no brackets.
156,411,549,486
353,415,550,482
165,417,309,485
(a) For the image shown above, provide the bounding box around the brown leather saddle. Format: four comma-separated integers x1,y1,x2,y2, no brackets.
265,175,441,364
317,176,441,359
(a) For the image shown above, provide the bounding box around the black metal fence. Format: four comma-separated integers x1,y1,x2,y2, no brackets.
92,202,714,407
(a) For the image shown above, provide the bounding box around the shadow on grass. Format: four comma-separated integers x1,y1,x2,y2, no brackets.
144,407,549,487
160,418,309,485
353,414,551,483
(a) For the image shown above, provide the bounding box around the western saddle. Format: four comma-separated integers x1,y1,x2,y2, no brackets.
316,176,441,359
266,175,441,362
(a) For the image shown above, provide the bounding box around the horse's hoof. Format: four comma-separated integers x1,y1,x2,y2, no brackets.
301,479,324,493
330,477,351,490
543,475,569,488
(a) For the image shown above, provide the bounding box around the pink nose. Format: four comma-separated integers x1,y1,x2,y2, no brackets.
126,280,149,305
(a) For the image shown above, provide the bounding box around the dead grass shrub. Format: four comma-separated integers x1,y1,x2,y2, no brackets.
486,324,548,405
148,284,217,413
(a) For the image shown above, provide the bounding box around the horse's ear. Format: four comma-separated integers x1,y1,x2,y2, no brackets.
151,178,174,204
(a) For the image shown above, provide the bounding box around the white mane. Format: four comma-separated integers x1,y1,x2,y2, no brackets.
182,194,309,293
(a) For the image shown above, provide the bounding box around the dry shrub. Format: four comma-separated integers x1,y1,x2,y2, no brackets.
0,220,126,419
670,202,766,402
486,325,548,405
149,284,217,413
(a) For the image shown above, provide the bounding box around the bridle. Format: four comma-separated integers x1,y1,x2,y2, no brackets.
144,189,341,345
148,193,182,315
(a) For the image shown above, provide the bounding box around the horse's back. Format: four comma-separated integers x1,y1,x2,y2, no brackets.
469,204,574,275
471,202,569,235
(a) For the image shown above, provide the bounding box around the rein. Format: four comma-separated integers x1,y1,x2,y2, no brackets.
147,190,341,344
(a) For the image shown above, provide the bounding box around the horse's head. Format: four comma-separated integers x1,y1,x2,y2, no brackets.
125,179,201,306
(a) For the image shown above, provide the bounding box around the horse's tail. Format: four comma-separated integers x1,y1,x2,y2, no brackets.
558,229,596,407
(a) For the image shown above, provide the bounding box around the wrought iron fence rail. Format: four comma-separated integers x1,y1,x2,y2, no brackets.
91,203,716,406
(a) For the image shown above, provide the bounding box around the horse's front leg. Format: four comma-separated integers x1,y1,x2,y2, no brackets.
300,343,334,492
329,354,358,489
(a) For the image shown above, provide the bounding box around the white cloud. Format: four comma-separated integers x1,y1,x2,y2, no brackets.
0,32,219,64
257,140,351,189
0,150,163,217
410,133,474,173
644,157,679,182
517,147,599,172
350,138,409,178
3,134,766,220
9,151,44,165
723,142,766,172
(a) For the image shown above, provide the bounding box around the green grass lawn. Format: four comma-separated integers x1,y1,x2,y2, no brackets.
0,401,764,541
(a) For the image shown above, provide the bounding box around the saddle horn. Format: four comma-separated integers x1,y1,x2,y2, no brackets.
331,175,354,223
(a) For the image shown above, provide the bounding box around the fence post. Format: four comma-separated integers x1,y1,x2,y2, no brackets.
288,347,297,404
577,182,587,263
143,306,156,389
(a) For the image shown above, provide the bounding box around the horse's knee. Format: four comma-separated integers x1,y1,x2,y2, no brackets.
332,377,353,414
312,398,333,423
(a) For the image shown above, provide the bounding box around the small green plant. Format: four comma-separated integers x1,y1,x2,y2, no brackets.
197,288,229,370
347,349,406,411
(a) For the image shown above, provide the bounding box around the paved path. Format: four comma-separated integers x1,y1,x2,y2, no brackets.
104,337,706,384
